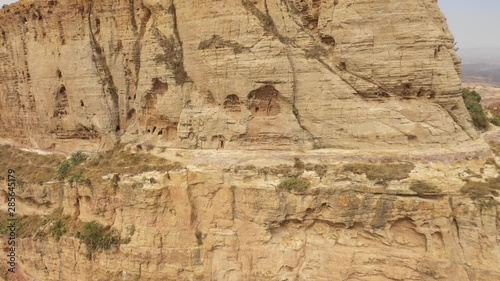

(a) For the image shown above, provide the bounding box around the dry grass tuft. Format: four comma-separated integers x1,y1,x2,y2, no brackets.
410,181,441,196
278,177,310,192
73,147,182,184
0,145,64,183
343,163,415,181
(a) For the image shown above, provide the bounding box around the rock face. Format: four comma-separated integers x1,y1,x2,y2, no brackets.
1,1,499,281
0,0,478,151
1,146,500,281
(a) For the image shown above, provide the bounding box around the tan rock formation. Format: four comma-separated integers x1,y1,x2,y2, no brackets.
1,144,499,281
0,0,478,151
1,1,498,281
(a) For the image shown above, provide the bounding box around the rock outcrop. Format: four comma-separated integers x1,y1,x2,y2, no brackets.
0,0,478,151
1,144,500,281
1,1,499,281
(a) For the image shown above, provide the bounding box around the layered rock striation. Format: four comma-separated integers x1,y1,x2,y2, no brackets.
1,145,500,281
0,0,478,151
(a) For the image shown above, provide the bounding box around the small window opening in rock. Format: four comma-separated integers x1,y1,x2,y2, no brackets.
80,100,84,107
147,129,151,133
116,125,120,132
152,127,157,133
133,94,137,100
56,69,62,78
158,129,163,135
220,140,225,149
128,96,132,100
255,107,259,112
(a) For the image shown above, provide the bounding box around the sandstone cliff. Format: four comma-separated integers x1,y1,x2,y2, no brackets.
1,142,500,281
0,0,478,151
1,1,500,281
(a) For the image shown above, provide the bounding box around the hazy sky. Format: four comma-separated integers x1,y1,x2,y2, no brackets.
439,0,500,49
0,0,16,6
0,0,498,49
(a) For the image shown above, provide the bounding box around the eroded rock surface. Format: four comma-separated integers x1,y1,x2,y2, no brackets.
1,145,499,281
0,0,477,151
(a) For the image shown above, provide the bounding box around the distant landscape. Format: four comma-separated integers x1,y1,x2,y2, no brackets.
460,47,500,85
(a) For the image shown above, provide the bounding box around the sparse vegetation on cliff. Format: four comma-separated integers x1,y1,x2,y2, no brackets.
56,151,91,185
343,163,415,181
0,145,64,183
49,219,67,241
491,113,500,126
278,177,310,192
235,158,328,179
76,146,182,184
77,221,119,259
462,88,489,130
460,177,500,199
410,181,441,196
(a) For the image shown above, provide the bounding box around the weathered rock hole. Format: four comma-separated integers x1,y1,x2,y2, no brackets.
80,100,84,107
339,61,347,70
53,85,68,118
407,135,418,142
247,85,281,117
127,109,136,120
152,78,168,93
321,35,335,46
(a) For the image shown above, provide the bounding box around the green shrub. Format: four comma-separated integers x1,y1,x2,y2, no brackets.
57,151,92,184
278,177,310,192
77,221,119,259
56,160,73,179
491,114,500,126
50,219,67,241
410,181,441,196
70,151,88,165
68,172,91,186
462,88,489,130
343,163,415,181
